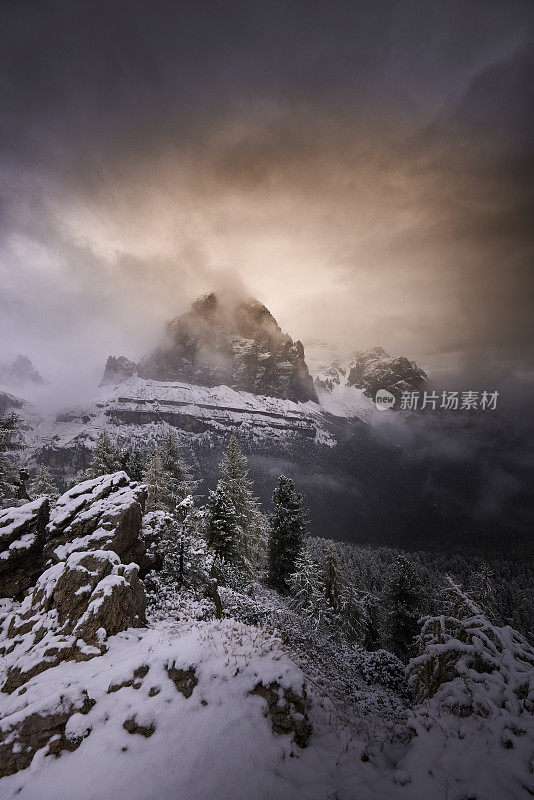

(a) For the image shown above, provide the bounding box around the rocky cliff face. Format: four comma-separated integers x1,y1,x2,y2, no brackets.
109,293,318,403
0,356,45,388
100,356,137,386
314,346,427,400
0,472,153,600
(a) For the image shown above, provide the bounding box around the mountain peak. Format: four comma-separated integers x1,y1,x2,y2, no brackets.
104,293,318,403
0,355,46,387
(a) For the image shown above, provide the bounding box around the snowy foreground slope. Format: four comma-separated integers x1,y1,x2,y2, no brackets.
2,611,533,800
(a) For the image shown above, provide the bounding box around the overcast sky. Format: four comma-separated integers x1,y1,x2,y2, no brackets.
1,0,533,392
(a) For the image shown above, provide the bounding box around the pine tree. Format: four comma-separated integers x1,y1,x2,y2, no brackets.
204,482,238,562
340,585,368,642
122,446,146,482
219,434,267,573
323,540,344,612
289,546,325,620
362,593,382,651
29,465,60,501
84,430,123,479
143,449,175,513
268,475,307,593
154,496,209,588
0,411,23,507
383,555,422,662
470,562,497,620
158,430,197,504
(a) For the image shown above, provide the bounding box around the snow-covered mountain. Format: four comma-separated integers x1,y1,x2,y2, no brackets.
103,292,318,404
305,341,427,419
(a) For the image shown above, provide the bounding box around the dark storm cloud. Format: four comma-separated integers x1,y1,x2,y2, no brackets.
1,0,533,393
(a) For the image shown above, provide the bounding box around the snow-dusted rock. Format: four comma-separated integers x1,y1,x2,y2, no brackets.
0,474,149,698
99,355,137,386
45,472,147,566
0,549,146,694
0,498,49,598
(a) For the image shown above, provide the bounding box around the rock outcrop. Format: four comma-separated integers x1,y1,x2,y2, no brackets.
45,471,148,566
0,472,151,700
135,292,318,403
1,549,146,694
0,498,49,598
0,472,154,776
100,356,137,386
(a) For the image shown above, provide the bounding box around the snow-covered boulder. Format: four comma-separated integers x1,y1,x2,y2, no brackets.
0,498,49,598
0,473,150,697
0,549,146,694
45,472,148,567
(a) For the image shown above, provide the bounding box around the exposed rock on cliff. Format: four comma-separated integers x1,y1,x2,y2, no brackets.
0,498,49,599
45,472,148,566
100,356,137,386
136,292,318,403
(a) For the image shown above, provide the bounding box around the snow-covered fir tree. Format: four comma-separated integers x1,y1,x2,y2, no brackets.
83,430,122,479
150,496,209,589
268,475,307,593
204,482,238,563
122,446,146,482
29,465,59,501
323,540,344,612
219,434,267,573
0,411,23,507
158,429,197,504
339,585,368,642
143,449,175,513
469,561,497,620
408,574,534,717
289,546,325,621
383,554,422,662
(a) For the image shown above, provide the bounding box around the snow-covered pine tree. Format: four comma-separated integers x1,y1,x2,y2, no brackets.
204,482,238,562
470,561,497,621
29,465,59,501
122,446,146,482
268,475,307,593
143,449,175,513
0,411,23,507
383,554,422,662
408,575,534,717
289,546,325,621
219,434,267,573
158,430,197,504
361,592,382,651
84,430,123,479
152,495,209,588
323,540,344,612
339,585,368,642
